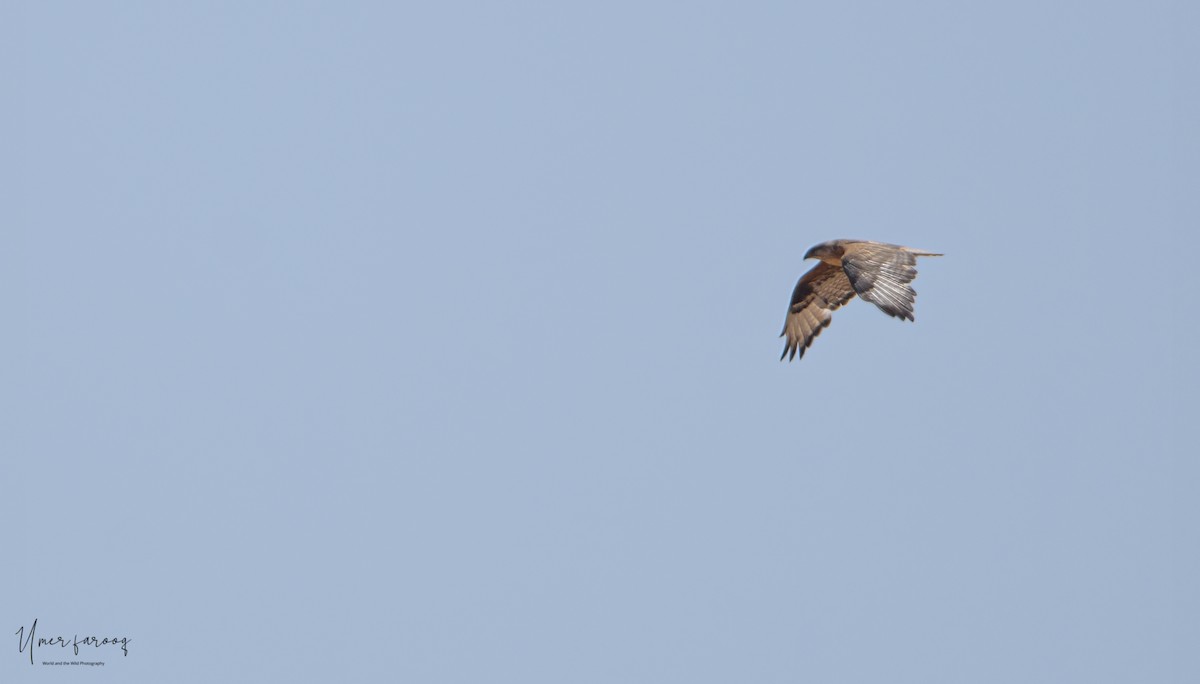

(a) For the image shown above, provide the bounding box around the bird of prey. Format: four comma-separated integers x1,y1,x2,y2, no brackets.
780,240,942,361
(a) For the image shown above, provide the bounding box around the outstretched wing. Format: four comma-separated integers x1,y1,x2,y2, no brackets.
780,261,857,361
840,243,933,322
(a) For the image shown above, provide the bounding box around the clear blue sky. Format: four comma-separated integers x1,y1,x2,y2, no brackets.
4,1,1197,682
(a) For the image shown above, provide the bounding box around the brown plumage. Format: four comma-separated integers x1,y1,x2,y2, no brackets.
780,240,942,361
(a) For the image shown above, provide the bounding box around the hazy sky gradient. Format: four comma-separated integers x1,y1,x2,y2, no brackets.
5,1,1197,682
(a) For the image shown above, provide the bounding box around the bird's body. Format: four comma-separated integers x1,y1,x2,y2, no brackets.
780,239,942,361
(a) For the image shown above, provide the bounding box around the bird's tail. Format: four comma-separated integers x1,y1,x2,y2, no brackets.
903,247,943,257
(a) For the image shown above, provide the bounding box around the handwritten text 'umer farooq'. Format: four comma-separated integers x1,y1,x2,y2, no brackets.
15,620,130,665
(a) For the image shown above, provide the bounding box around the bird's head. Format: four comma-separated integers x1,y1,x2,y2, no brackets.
803,241,844,265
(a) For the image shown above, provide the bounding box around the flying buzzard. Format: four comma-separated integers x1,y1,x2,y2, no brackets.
781,240,942,361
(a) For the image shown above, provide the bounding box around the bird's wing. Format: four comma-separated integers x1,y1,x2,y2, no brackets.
780,261,857,361
840,242,925,321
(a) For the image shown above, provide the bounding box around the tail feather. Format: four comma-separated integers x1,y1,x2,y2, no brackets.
903,247,943,257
